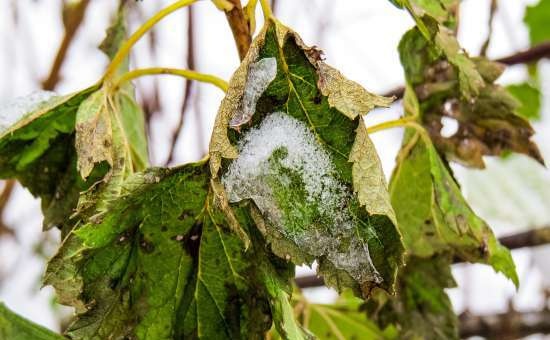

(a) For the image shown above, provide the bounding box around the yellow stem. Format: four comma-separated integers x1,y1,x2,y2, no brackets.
114,67,229,92
367,117,432,145
104,0,197,80
366,117,417,134
260,0,273,19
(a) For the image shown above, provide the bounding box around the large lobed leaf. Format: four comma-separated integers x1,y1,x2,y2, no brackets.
45,161,295,340
210,19,404,298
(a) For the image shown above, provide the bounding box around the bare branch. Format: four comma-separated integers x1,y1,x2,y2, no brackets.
382,42,550,100
223,0,252,61
295,226,550,288
0,180,15,238
42,0,91,90
459,308,550,339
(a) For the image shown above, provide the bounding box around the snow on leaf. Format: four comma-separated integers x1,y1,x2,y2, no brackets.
210,19,404,297
223,112,382,285
0,91,57,134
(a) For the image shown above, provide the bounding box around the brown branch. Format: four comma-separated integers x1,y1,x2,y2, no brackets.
223,0,251,61
42,0,91,90
480,0,498,56
165,6,196,166
295,226,550,288
0,180,15,238
459,308,550,339
383,42,550,100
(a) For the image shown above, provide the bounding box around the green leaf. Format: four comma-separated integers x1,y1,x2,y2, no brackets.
389,129,518,286
210,19,404,297
45,161,297,340
366,257,458,340
398,26,543,168
524,0,550,45
0,87,100,233
300,291,398,340
0,303,65,340
506,82,542,121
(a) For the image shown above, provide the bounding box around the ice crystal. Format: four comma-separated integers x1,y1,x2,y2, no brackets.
222,112,381,283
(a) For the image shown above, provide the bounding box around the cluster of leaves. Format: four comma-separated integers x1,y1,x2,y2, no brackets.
0,0,547,339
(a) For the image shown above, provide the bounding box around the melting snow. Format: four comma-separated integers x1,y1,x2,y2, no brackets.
230,57,277,127
0,91,57,134
222,112,381,283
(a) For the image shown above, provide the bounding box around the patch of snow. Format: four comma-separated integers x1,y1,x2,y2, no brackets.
222,112,381,284
230,57,277,127
0,91,57,133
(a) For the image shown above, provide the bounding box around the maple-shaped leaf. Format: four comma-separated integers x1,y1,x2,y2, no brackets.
0,303,66,340
398,21,543,168
210,19,404,297
45,161,297,340
366,256,459,340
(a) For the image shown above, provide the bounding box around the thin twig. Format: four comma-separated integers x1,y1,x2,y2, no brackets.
480,0,498,56
459,308,550,339
0,180,15,238
295,226,550,288
223,0,252,60
42,0,91,90
166,6,196,166
383,42,550,100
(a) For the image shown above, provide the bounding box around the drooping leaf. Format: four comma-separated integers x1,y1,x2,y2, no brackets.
45,161,298,340
210,19,404,297
389,126,518,285
0,87,100,233
366,256,458,340
398,24,543,168
0,303,66,340
506,82,542,121
524,0,550,45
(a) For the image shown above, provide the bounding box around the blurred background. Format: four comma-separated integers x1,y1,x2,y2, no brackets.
0,0,548,338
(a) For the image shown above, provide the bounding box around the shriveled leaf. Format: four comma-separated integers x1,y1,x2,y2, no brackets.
524,0,550,45
210,19,404,297
399,25,543,168
45,161,296,340
389,128,518,286
366,257,458,340
0,303,66,340
506,82,542,121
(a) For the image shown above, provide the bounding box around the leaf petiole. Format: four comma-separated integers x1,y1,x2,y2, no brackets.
113,67,229,92
260,0,273,19
104,0,197,80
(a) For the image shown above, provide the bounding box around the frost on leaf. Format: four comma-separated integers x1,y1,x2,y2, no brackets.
211,19,404,296
223,112,381,285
